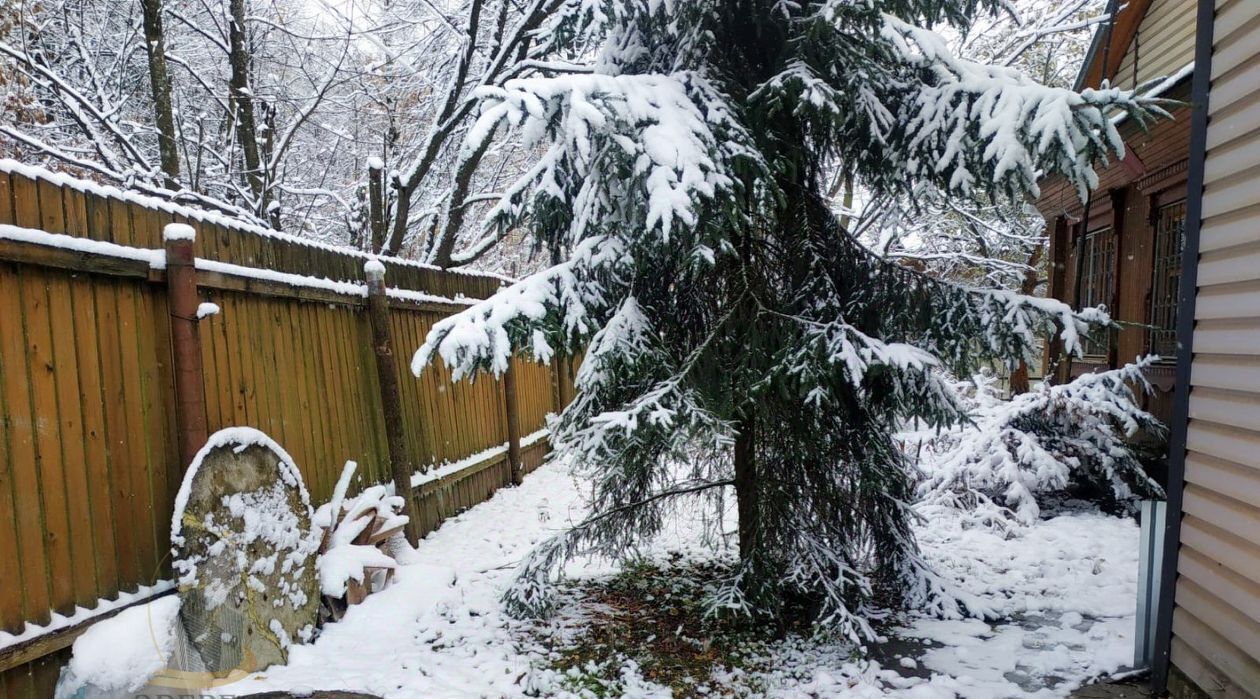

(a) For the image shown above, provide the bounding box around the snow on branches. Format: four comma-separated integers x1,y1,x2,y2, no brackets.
411,0,1167,638
876,15,1165,200
470,69,755,247
918,359,1166,528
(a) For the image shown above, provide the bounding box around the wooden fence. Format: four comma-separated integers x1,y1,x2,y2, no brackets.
0,161,576,695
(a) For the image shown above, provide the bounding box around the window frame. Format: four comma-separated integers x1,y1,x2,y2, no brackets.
1148,199,1187,363
1078,225,1116,359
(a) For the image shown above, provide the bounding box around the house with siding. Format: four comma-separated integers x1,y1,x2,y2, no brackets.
1041,0,1260,696
1035,0,1197,430
1153,0,1260,696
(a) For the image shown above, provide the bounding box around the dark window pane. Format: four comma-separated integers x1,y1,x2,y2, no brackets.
1080,227,1114,357
1149,200,1186,361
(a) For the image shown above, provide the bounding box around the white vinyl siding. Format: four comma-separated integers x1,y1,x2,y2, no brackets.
1113,0,1198,90
1171,0,1260,696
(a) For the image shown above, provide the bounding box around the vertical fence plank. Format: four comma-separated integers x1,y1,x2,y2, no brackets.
115,282,158,585
46,272,99,609
311,304,347,485
106,197,132,247
0,170,12,226
0,267,34,633
290,301,324,497
226,292,254,427
95,280,142,592
11,176,39,230
63,188,90,241
200,292,225,431
35,181,65,235
325,308,358,479
135,287,170,583
20,268,76,616
73,278,121,600
3,666,34,699
83,194,110,245
356,309,387,482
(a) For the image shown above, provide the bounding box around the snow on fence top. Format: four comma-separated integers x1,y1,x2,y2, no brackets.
0,159,511,300
162,223,196,242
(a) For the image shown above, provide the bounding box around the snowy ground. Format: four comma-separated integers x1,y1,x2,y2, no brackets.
215,459,1140,698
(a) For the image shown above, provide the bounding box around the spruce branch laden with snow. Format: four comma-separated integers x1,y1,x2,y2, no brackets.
918,359,1166,529
411,0,1165,641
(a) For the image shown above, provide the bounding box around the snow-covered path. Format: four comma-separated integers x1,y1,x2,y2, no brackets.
225,462,590,697
222,461,1140,698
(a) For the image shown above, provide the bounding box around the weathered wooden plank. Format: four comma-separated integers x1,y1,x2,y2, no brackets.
199,290,225,431
390,311,422,467
309,304,346,482
20,267,76,616
137,288,174,579
62,188,90,242
114,282,159,585
0,589,175,675
71,277,121,599
0,171,13,226
0,267,31,633
288,300,324,499
224,291,252,427
35,181,65,235
45,272,99,608
94,279,142,592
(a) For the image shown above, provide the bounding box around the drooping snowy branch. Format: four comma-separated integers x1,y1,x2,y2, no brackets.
875,15,1166,200
918,358,1166,527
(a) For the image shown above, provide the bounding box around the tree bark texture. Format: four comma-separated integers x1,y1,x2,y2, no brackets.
140,0,181,188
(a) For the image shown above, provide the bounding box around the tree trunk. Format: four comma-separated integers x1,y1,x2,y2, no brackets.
428,130,495,268
733,414,758,560
228,0,267,215
837,173,855,232
368,160,386,254
139,0,180,189
1008,241,1045,394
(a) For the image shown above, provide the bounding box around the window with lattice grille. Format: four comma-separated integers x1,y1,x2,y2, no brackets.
1077,227,1115,357
1148,200,1186,361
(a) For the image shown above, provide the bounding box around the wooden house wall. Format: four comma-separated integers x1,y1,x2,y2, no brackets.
1039,84,1194,424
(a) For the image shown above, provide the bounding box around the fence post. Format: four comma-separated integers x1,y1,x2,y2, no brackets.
364,260,422,544
164,223,209,470
504,361,523,485
550,354,564,414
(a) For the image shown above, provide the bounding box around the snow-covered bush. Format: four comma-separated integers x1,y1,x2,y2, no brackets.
918,358,1166,528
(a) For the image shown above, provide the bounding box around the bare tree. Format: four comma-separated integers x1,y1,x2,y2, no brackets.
140,0,180,187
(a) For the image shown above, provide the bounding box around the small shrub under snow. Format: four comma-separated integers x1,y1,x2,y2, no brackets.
917,358,1166,528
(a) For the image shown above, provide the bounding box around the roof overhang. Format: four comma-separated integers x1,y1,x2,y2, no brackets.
1074,0,1155,90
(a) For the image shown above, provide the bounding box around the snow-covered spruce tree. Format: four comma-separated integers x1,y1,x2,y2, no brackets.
412,0,1161,640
